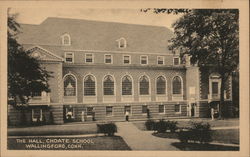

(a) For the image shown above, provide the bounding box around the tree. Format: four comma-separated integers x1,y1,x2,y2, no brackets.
142,9,239,118
8,12,52,107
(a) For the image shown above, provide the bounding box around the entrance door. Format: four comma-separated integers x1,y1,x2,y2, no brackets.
191,103,196,117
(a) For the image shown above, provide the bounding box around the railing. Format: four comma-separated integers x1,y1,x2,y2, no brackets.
29,92,50,105
172,94,183,101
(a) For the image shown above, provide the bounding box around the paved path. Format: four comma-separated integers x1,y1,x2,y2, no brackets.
116,122,180,150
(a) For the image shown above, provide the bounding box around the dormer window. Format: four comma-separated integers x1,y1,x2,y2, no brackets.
116,38,127,49
61,34,71,46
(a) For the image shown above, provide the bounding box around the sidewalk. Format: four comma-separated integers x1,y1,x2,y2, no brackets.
116,122,180,150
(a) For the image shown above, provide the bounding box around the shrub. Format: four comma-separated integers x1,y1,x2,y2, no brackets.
155,119,167,133
178,121,212,144
166,120,178,133
97,122,117,136
145,119,155,130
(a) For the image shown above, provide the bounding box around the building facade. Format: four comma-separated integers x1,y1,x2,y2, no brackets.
8,17,233,125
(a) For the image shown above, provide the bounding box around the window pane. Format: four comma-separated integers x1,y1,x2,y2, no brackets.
122,76,132,95
86,107,93,116
141,56,147,64
157,76,166,94
174,104,180,112
84,75,95,96
159,105,164,113
142,105,147,113
140,76,149,95
173,76,181,94
124,106,131,114
105,55,112,63
103,75,114,95
106,106,113,116
123,56,130,64
64,75,76,96
86,54,93,63
65,53,73,62
33,108,42,120
174,58,180,65
212,82,219,94
158,56,164,65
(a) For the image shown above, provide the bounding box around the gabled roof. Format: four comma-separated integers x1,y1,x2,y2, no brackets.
18,17,174,54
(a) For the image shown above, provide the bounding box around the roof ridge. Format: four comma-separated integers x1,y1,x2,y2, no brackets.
40,17,172,31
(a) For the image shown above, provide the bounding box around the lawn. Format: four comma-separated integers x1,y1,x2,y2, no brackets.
8,123,98,136
133,118,239,131
8,136,131,150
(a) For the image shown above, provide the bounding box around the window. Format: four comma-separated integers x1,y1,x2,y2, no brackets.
123,55,131,64
105,54,112,64
65,105,74,119
64,75,76,96
32,92,41,97
122,75,132,95
84,75,96,96
140,56,148,65
103,75,114,95
139,75,149,95
156,76,166,95
142,105,148,114
124,106,131,114
212,82,219,94
157,56,164,65
159,105,165,113
86,107,94,116
172,76,182,95
85,53,93,63
106,106,113,116
62,34,71,46
117,38,127,49
65,52,73,63
173,57,180,65
32,108,42,122
174,104,181,113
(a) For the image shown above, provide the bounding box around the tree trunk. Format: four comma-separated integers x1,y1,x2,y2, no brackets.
219,75,225,119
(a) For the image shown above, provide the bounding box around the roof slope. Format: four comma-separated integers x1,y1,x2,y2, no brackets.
18,17,174,54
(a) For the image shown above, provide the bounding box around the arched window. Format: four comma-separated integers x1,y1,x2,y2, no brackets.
117,38,127,49
157,76,166,95
103,75,114,95
64,75,76,96
62,34,71,46
139,75,149,95
122,75,132,95
84,75,96,96
172,76,182,94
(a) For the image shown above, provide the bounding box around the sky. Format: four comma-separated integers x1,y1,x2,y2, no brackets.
10,8,182,31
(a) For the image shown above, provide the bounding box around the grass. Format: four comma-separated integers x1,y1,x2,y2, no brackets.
171,142,239,151
8,123,98,136
8,136,131,150
133,118,239,131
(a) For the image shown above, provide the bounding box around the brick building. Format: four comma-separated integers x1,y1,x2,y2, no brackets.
8,17,233,125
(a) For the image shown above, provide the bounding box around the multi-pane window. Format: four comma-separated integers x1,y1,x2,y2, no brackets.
157,56,164,65
124,106,131,114
64,75,76,96
140,56,148,65
174,104,181,113
173,57,180,65
157,76,166,95
105,54,112,64
123,55,130,64
159,105,165,113
65,52,73,63
85,54,93,63
212,82,219,94
32,108,42,122
62,34,70,46
106,106,113,116
122,75,132,95
172,76,182,94
86,107,94,116
84,75,96,96
142,105,148,114
139,75,149,95
103,75,114,95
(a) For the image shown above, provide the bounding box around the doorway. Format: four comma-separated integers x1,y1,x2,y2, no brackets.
191,103,196,117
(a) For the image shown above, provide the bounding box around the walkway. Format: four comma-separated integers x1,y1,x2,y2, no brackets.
116,122,179,150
